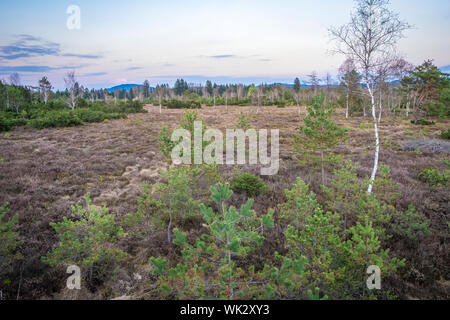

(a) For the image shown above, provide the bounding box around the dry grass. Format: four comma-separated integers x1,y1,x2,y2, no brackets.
0,104,448,299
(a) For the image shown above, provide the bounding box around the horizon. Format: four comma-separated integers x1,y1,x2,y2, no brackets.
1,0,449,90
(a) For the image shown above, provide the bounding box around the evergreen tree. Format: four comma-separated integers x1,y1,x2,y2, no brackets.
293,92,347,185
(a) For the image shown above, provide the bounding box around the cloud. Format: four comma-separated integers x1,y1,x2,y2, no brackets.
62,53,102,59
126,67,143,71
0,35,102,60
0,35,60,60
0,66,55,73
81,72,108,77
0,65,81,74
209,55,238,59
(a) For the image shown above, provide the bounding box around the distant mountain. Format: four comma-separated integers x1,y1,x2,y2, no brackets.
107,84,143,92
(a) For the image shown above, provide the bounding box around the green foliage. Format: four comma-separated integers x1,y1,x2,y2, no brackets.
411,119,435,126
231,173,269,197
418,168,449,186
1,99,145,131
149,183,274,299
307,288,328,300
236,112,252,130
439,129,450,140
0,204,22,287
125,166,201,244
28,110,84,129
123,184,165,242
293,93,347,184
166,99,201,109
42,194,126,282
391,205,431,240
278,178,321,228
158,126,175,158
401,60,450,119
73,109,124,123
441,159,450,167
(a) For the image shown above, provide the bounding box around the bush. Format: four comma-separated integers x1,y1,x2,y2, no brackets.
411,119,435,126
0,115,13,132
42,194,126,283
418,168,449,186
276,100,286,108
439,129,450,140
0,113,27,131
231,173,270,197
28,110,83,129
73,109,124,123
0,204,22,288
166,99,201,109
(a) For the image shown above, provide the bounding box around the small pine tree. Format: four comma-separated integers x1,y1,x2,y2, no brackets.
294,92,347,185
42,194,126,282
148,183,274,299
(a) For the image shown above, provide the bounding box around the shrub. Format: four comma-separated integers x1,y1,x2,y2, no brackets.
276,100,286,108
392,205,431,240
439,129,450,140
116,100,147,113
73,109,124,123
0,115,13,132
0,113,27,131
28,110,83,129
418,168,449,186
0,204,22,288
42,194,126,283
125,167,201,244
411,119,435,126
166,99,201,109
231,173,270,197
236,112,252,130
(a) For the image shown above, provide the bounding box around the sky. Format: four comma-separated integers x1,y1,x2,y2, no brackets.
0,0,449,89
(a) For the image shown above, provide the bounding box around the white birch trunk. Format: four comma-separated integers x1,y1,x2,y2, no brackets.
367,80,379,194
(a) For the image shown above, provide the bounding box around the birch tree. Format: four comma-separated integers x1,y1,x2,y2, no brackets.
338,59,359,119
329,0,411,193
64,71,78,110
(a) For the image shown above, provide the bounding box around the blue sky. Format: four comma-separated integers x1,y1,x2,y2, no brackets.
0,0,449,89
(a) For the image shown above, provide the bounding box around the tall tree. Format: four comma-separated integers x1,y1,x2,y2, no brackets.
339,59,361,119
308,71,320,94
329,0,411,193
38,77,53,104
64,71,78,109
401,60,449,121
143,80,150,99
